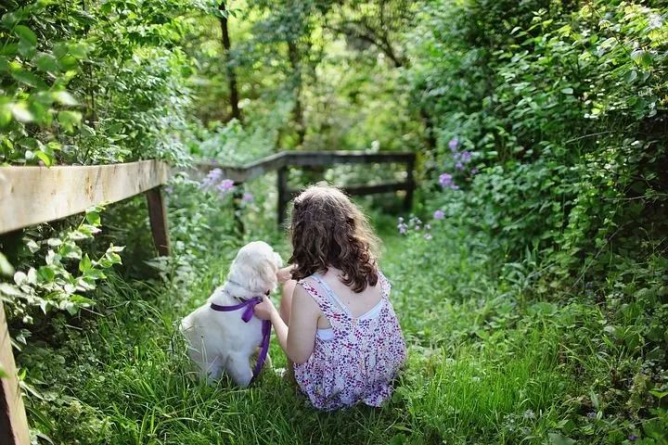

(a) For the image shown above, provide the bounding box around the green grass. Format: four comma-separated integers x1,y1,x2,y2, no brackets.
18,220,667,444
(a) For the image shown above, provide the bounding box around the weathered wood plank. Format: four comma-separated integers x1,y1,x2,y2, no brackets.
196,152,287,184
146,187,170,256
0,304,30,445
194,151,415,183
286,151,415,166
0,161,170,235
287,181,412,198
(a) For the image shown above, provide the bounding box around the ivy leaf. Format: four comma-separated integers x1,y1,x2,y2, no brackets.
78,254,92,272
25,239,40,253
37,266,55,282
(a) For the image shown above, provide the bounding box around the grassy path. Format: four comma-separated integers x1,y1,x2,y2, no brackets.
19,222,656,444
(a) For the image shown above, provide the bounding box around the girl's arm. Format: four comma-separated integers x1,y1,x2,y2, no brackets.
257,286,319,364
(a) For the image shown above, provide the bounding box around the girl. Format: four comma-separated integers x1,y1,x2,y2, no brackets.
254,185,406,410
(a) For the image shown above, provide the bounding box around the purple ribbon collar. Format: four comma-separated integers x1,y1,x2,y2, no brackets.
210,295,271,383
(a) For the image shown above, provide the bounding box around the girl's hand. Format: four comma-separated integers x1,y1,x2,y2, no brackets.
254,296,276,320
277,266,294,284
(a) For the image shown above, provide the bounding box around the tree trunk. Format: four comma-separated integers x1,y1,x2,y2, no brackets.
288,40,305,146
219,2,241,122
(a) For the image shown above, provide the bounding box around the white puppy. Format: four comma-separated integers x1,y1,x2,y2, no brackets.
180,241,282,387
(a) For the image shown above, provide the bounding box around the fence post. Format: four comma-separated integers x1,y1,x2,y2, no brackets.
146,187,170,256
277,166,288,228
0,304,30,445
232,187,245,235
404,155,415,211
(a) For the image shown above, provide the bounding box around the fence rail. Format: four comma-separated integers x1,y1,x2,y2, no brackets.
0,160,171,444
196,150,416,225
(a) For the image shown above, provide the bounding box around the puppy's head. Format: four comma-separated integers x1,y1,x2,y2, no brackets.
228,241,283,295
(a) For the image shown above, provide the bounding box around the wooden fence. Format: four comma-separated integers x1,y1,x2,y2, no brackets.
0,150,415,444
0,160,170,444
196,150,416,225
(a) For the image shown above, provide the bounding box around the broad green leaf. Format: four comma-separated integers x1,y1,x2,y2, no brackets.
0,104,11,126
14,25,37,45
1,12,20,29
35,52,59,72
35,150,53,166
85,211,101,226
11,69,43,88
37,265,55,282
57,110,82,132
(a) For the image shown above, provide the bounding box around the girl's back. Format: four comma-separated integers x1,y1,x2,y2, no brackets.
294,269,406,410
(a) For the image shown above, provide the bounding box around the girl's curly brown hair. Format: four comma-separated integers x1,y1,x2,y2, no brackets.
288,185,381,293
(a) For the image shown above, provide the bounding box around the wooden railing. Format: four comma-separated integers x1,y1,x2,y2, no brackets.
196,151,416,226
0,160,171,445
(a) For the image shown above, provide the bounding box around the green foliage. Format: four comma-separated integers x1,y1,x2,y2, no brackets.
0,0,214,166
412,0,667,278
0,207,122,324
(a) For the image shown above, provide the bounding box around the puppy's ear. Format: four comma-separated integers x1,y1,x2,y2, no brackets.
273,252,283,268
249,257,279,292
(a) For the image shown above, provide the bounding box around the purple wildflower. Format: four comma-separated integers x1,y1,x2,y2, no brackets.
424,233,433,241
455,161,464,171
201,168,223,189
628,434,637,442
439,173,453,187
587,412,596,419
242,192,254,203
217,178,235,194
448,138,459,152
470,167,479,175
398,223,408,234
461,151,472,163
433,210,445,220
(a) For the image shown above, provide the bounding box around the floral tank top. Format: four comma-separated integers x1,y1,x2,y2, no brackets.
293,271,407,410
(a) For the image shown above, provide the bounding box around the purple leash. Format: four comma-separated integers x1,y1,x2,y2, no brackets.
210,296,271,383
